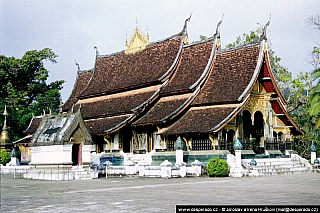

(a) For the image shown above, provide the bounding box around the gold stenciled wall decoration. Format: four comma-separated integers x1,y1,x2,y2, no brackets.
243,94,271,124
125,21,149,54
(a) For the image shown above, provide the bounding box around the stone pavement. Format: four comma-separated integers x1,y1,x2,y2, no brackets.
1,173,319,213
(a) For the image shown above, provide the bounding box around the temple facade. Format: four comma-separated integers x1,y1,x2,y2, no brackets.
25,17,303,166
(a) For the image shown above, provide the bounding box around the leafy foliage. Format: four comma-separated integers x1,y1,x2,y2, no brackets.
0,48,65,141
206,158,229,177
0,149,11,165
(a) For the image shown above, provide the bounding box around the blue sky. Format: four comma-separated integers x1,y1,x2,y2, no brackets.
1,0,319,102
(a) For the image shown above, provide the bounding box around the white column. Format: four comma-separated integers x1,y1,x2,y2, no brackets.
113,132,119,152
153,133,162,151
175,150,183,165
235,150,242,168
311,152,316,165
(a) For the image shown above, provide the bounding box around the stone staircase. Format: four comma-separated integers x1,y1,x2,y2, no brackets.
242,154,313,177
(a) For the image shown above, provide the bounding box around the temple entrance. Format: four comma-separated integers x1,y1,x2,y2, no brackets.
253,111,264,153
72,144,81,166
122,130,131,153
227,129,235,153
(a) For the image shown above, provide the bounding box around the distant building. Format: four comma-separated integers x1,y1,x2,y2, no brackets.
25,17,303,166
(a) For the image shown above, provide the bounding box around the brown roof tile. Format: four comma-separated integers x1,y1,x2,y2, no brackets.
133,94,190,126
63,70,93,112
192,43,261,105
24,116,43,134
160,106,236,135
85,115,131,134
80,37,182,98
79,86,158,119
161,41,214,94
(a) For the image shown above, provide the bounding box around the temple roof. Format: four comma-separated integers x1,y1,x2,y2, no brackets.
84,115,131,135
79,35,183,98
133,94,191,126
161,40,214,95
192,42,262,106
31,110,91,146
79,86,159,119
158,105,237,135
62,69,93,112
159,41,263,135
24,115,43,134
133,35,218,126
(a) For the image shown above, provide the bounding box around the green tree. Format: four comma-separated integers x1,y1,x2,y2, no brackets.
0,48,65,141
307,14,320,128
0,149,11,165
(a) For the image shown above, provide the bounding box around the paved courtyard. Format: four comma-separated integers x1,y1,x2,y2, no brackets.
1,173,319,213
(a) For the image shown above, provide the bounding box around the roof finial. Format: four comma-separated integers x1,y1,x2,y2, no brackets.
94,44,99,57
182,12,193,33
49,109,52,115
75,60,80,72
43,109,46,116
135,17,138,32
260,14,271,41
216,14,224,38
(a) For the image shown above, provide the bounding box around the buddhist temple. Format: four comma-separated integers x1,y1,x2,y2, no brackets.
25,16,303,167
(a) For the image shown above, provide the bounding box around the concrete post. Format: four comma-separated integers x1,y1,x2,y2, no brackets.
191,160,203,176
176,162,187,178
176,150,183,165
311,152,316,165
138,161,149,177
235,150,242,168
160,160,172,178
104,161,113,179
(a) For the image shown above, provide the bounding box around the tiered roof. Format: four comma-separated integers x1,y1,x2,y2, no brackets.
73,19,190,134
27,17,303,139
160,41,263,135
79,36,183,98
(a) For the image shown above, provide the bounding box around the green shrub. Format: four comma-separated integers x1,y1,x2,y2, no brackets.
0,149,11,165
206,158,229,177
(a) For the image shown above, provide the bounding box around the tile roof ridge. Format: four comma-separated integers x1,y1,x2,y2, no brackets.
77,68,94,75
97,32,184,59
189,15,224,90
23,115,43,133
217,40,261,54
237,40,265,101
183,36,215,48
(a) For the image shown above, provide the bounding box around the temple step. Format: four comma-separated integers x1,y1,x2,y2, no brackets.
242,155,312,177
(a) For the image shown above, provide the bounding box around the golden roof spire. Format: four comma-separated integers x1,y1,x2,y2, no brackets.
125,19,149,54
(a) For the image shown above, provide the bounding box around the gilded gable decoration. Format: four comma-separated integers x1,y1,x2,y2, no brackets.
125,21,149,54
